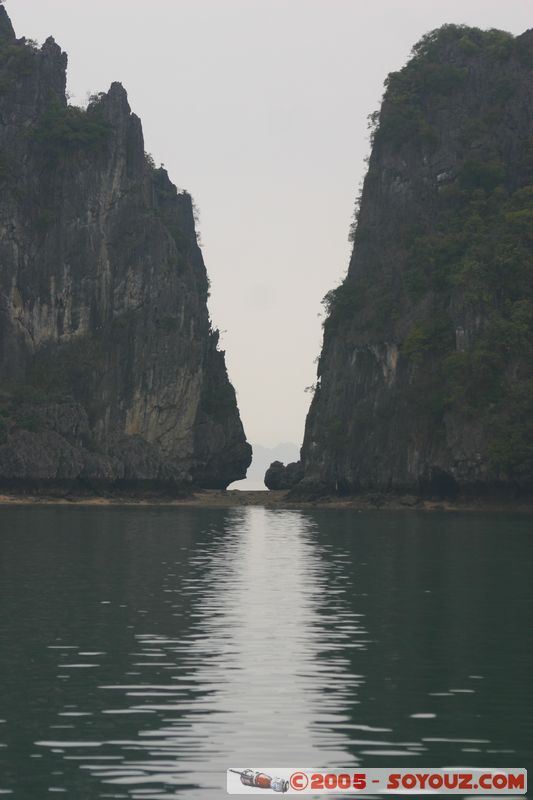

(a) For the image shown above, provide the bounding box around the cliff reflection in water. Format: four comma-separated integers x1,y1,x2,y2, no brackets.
0,506,532,798
94,508,362,796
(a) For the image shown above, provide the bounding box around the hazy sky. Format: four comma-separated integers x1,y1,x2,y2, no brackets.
8,1,533,448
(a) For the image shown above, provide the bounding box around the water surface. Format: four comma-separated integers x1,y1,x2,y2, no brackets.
0,506,531,797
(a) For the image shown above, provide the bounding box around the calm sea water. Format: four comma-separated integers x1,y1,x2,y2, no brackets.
0,506,531,798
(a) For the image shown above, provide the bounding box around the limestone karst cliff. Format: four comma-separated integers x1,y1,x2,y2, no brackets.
284,24,533,498
0,8,251,492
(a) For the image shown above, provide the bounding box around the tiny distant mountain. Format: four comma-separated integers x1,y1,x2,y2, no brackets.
230,442,300,489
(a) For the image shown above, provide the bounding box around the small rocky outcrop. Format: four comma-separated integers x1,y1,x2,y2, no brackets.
264,460,303,490
0,8,251,493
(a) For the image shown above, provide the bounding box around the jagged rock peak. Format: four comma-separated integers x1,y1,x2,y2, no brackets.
0,7,251,493
0,6,15,42
104,81,131,111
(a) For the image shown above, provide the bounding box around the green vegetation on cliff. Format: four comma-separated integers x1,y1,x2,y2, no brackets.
32,101,111,159
303,23,533,494
370,25,514,151
402,158,533,480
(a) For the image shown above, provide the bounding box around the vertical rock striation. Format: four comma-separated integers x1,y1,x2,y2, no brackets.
0,8,251,492
297,25,533,498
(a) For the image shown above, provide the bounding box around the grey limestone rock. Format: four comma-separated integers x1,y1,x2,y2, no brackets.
298,25,533,498
0,8,251,493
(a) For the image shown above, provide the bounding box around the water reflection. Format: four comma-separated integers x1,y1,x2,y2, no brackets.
0,506,532,798
89,508,363,796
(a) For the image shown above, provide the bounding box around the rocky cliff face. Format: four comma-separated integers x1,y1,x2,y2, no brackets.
297,24,533,498
0,8,251,492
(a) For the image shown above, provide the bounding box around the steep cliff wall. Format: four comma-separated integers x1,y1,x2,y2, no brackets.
299,24,533,498
0,8,251,491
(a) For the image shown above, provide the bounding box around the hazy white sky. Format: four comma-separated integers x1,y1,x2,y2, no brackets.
8,1,533,448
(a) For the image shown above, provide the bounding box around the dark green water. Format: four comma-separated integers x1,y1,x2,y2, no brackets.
0,506,531,798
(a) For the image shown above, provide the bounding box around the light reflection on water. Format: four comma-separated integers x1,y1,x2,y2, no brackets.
0,506,532,798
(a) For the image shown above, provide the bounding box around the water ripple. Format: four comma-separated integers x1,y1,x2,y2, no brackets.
0,506,532,797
